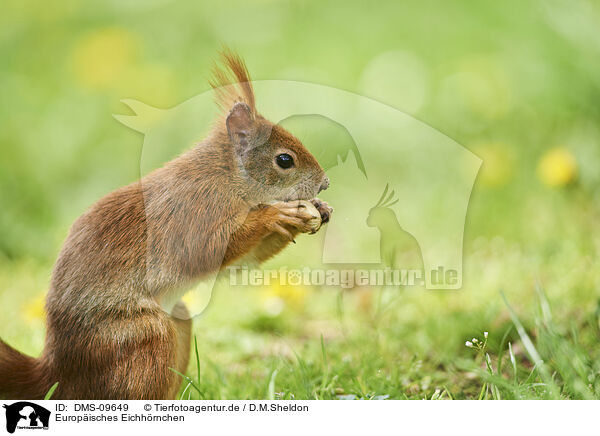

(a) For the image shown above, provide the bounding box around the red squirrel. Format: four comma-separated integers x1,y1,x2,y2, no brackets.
0,50,332,399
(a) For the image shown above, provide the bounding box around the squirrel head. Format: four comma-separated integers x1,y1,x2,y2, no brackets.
211,49,329,203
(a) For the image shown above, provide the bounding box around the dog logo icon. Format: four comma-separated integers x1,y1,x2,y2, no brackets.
3,402,50,434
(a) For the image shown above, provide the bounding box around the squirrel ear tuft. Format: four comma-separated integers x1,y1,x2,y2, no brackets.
210,48,256,116
226,102,254,149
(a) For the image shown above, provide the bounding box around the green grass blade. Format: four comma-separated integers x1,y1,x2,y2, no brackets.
194,335,201,388
497,326,512,375
501,290,560,398
179,381,192,400
534,280,553,326
44,382,59,400
267,368,279,400
169,367,204,399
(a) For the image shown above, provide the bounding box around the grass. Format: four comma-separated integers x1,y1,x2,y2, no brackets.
167,281,600,400
44,382,59,400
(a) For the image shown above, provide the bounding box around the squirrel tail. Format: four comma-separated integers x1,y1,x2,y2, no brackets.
0,338,48,399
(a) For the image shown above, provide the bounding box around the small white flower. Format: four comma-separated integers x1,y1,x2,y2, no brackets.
472,338,479,343
465,341,473,348
484,331,489,338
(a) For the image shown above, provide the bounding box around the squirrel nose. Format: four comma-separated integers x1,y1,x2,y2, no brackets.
318,175,330,193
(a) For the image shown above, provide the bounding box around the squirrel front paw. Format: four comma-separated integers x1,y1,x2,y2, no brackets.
265,200,324,241
310,198,333,224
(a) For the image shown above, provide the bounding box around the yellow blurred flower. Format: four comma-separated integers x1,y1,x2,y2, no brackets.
71,27,139,90
22,293,46,323
261,282,310,313
537,147,577,187
70,28,178,106
472,141,515,187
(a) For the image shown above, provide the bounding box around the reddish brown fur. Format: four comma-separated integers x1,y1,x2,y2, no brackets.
0,51,330,399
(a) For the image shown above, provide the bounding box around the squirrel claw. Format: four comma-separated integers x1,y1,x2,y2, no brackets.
310,198,333,224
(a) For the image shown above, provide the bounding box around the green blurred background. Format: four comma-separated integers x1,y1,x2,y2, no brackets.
2,0,600,399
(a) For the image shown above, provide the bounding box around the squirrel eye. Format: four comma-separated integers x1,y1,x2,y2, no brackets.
275,153,294,169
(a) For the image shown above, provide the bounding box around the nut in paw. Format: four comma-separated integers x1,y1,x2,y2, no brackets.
296,200,323,234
